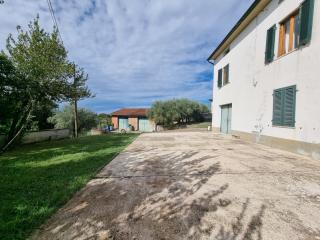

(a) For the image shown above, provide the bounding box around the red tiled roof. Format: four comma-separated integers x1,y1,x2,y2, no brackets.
111,108,149,117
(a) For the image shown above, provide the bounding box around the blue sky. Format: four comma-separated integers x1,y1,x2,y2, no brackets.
0,0,253,113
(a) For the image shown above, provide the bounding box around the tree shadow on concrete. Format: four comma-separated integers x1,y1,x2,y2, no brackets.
31,147,266,240
215,199,266,240
101,149,230,240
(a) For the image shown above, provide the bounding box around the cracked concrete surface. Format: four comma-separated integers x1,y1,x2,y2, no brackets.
31,131,320,240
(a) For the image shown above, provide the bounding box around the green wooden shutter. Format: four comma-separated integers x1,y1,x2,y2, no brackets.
273,86,296,127
283,86,296,127
299,0,314,45
217,69,222,88
272,89,283,126
224,64,229,84
265,25,276,63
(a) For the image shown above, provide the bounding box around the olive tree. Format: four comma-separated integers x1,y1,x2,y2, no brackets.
48,104,98,134
148,98,209,127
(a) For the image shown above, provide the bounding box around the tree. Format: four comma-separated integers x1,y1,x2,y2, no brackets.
97,113,112,130
0,54,29,135
1,16,71,151
65,64,92,138
148,98,209,127
48,105,98,134
0,53,34,151
31,100,57,130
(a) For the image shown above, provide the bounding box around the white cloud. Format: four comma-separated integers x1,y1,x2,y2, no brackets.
0,0,254,113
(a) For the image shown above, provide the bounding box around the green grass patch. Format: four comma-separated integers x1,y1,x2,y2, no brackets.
0,134,137,240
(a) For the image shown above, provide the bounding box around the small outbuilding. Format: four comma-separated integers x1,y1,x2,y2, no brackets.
111,108,155,132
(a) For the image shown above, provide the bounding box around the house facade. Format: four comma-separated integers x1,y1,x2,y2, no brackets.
111,108,155,132
208,0,320,159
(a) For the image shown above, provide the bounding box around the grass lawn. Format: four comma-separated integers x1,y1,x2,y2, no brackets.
0,134,137,240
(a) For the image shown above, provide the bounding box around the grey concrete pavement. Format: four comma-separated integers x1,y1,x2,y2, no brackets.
31,131,320,240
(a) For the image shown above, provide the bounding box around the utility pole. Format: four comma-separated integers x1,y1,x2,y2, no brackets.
73,64,78,138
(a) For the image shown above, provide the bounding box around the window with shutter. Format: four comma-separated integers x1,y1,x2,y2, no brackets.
283,86,296,127
265,25,276,63
273,0,314,60
272,85,296,127
223,64,229,85
299,0,314,45
278,12,300,57
217,69,222,88
272,90,283,126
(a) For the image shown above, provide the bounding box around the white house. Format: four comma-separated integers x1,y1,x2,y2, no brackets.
208,0,320,160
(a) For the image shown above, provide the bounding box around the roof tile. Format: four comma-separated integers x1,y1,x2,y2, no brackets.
111,108,149,117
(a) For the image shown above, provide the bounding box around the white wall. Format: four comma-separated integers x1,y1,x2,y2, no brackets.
212,0,320,144
22,129,70,144
0,129,70,145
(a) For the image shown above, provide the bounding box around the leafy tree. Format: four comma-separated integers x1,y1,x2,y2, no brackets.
148,98,209,127
65,64,93,137
97,113,112,129
1,16,71,151
0,54,30,135
48,104,98,134
31,100,57,131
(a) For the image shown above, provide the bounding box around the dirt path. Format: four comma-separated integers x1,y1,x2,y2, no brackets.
31,131,320,240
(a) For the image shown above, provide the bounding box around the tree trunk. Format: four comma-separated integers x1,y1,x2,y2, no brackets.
74,99,78,138
73,64,79,138
1,102,33,152
7,117,19,143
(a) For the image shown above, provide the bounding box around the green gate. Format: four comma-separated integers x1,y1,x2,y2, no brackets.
118,117,129,130
138,118,152,132
220,104,232,134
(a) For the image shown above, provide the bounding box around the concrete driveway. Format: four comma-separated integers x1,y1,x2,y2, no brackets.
32,131,320,240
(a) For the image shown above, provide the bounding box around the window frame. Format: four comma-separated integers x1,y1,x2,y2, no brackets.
217,64,230,89
277,10,300,58
267,0,314,62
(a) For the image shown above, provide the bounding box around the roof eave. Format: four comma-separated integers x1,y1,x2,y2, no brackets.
207,0,271,61
112,114,146,117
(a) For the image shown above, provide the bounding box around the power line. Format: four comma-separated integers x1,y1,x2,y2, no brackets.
46,0,63,43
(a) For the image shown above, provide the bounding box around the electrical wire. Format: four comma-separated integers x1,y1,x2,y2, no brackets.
46,0,63,43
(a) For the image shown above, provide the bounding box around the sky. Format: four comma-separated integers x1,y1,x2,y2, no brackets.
0,0,254,113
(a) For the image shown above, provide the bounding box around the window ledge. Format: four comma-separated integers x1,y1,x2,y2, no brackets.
272,125,296,129
218,82,231,90
274,48,298,62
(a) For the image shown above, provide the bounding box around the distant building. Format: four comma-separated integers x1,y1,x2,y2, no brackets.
111,108,155,132
208,0,319,159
